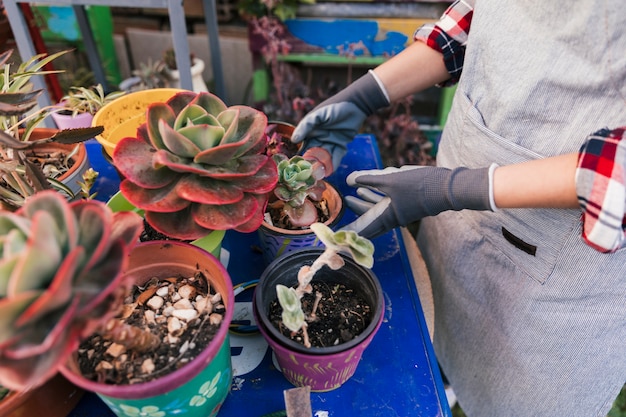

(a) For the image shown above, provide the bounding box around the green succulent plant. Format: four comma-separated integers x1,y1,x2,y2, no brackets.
276,222,374,347
270,147,332,228
113,91,279,240
0,190,143,391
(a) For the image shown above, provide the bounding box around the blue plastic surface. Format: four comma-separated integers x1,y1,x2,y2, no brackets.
69,135,451,417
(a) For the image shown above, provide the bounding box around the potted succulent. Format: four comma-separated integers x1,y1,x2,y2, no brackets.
0,190,143,411
258,122,344,263
253,223,384,391
111,90,278,248
0,49,105,210
60,240,235,417
118,58,172,93
51,83,126,130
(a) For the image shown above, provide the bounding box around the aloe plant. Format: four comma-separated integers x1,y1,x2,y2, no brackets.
269,147,333,228
113,91,279,240
0,190,143,391
276,222,374,347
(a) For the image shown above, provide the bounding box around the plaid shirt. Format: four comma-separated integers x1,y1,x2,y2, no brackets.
414,0,626,252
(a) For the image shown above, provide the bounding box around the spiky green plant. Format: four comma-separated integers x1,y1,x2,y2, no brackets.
276,222,374,347
270,147,332,227
113,90,279,240
0,49,104,211
0,190,143,391
58,84,126,117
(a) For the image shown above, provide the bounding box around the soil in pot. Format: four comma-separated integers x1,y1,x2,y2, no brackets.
268,280,372,348
75,270,226,386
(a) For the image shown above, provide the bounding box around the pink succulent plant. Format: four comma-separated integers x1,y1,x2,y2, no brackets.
0,191,143,391
113,91,279,240
270,147,333,227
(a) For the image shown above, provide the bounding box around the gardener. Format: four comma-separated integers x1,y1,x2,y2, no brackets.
291,1,626,416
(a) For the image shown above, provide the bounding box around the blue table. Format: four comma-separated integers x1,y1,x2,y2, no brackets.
70,134,451,417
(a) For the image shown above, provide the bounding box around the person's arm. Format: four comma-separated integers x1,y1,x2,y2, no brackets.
493,153,578,209
372,42,450,102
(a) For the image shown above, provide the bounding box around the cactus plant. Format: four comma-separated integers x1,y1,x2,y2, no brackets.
113,90,279,240
0,190,143,391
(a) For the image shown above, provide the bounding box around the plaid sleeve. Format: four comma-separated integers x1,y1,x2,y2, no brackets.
575,127,626,253
414,0,474,85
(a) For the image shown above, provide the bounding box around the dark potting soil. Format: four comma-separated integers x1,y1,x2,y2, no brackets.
268,281,373,348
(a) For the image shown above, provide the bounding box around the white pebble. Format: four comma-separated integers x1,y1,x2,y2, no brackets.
141,358,155,374
209,313,223,326
147,296,164,310
156,286,169,297
172,309,198,321
178,284,195,299
173,299,193,310
168,316,182,333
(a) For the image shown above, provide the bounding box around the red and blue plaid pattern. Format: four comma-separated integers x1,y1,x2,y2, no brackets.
413,0,626,253
576,128,626,252
414,0,474,85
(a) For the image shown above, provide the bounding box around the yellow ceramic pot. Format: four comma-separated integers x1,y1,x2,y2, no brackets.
92,88,184,157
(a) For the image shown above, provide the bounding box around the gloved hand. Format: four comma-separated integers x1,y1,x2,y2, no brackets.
343,165,493,238
291,70,389,170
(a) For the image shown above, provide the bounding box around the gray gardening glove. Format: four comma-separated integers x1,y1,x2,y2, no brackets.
343,165,492,238
291,70,389,170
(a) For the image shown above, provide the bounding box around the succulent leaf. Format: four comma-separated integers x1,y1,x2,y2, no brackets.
276,284,305,333
120,179,190,212
193,193,259,230
311,222,374,269
114,91,277,240
175,175,244,205
113,136,179,189
0,191,143,391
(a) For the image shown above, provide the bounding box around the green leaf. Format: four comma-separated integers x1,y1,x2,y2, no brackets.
276,284,305,333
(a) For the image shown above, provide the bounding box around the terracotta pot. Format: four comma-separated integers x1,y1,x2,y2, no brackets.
258,180,344,264
60,241,234,417
27,128,91,199
0,373,84,417
253,247,384,392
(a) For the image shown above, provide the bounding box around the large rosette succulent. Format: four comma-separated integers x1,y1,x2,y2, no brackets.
0,191,143,391
113,91,278,240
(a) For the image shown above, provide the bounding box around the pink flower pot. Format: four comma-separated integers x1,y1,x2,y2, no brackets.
253,247,384,392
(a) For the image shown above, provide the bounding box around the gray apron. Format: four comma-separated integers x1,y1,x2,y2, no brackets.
416,1,626,416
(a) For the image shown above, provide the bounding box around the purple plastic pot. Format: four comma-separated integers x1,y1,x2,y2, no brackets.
253,247,384,391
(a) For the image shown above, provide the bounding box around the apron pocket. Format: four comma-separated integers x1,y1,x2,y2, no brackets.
441,91,580,284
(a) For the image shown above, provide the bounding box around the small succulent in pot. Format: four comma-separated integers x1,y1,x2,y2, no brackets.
276,222,374,347
270,147,332,228
0,190,143,391
57,84,126,117
113,91,279,240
